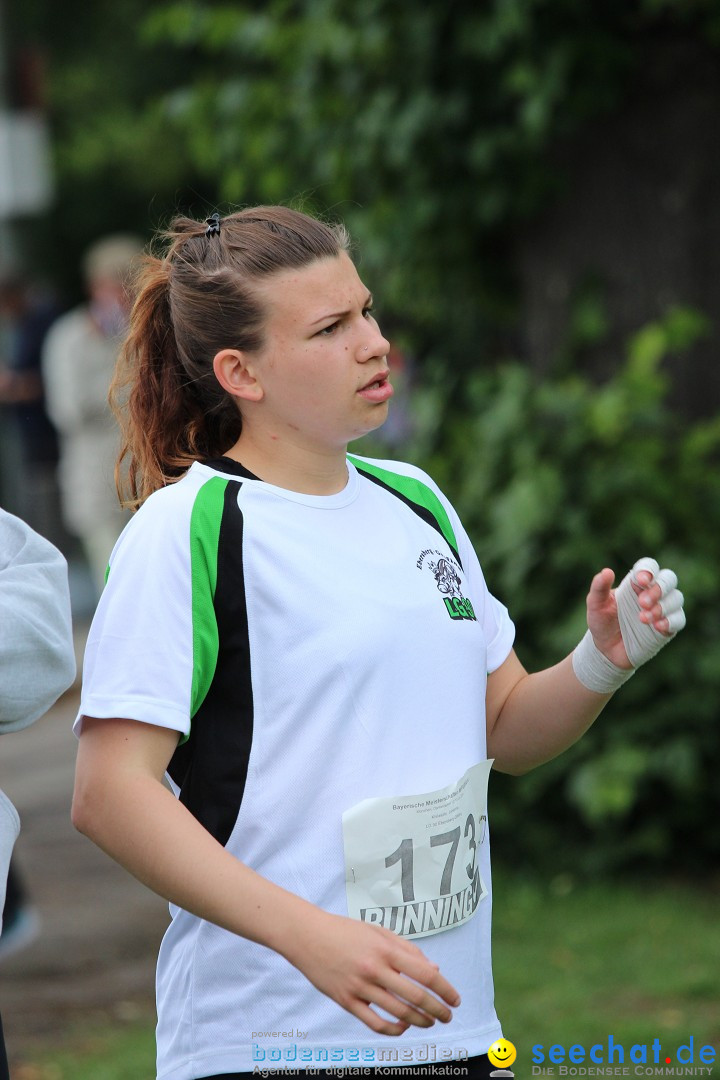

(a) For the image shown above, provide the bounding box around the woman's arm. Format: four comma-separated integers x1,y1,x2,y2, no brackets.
72,716,460,1036
486,650,611,775
487,563,682,775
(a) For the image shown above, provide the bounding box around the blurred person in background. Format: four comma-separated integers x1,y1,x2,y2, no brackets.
0,507,75,1079
42,234,143,598
0,276,63,542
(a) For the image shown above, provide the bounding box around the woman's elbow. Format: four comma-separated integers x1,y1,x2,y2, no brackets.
71,762,112,841
70,774,96,837
490,753,536,777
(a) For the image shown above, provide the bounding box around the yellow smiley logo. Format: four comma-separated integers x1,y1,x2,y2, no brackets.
488,1039,517,1068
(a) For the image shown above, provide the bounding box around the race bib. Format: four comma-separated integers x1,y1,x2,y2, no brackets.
342,761,492,940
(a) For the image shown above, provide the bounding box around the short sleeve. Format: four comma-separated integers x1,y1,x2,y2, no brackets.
76,484,198,738
392,460,516,674
349,455,516,674
451,515,515,672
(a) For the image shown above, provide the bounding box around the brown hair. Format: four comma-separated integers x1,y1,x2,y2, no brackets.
111,205,350,508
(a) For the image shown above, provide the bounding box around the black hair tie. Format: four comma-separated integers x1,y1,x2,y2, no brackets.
205,213,221,237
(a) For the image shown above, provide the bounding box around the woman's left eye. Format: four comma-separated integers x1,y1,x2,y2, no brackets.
317,306,373,336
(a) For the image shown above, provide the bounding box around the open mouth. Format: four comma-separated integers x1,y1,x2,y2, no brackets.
357,370,393,402
360,371,389,391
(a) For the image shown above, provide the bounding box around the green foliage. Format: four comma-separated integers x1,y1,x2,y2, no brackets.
492,870,720,1046
5,0,210,288
132,0,639,358
406,309,720,876
130,0,720,364
17,0,718,361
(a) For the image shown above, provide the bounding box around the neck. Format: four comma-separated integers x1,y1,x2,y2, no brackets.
222,429,350,496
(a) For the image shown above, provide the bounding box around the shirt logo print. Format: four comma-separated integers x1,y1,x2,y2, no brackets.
416,549,477,622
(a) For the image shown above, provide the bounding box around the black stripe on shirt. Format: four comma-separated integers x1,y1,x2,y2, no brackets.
168,480,254,847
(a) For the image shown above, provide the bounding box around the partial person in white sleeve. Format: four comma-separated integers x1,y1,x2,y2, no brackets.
1,508,76,1079
70,206,685,1080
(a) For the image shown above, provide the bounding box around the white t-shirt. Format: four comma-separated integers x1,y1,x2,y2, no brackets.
78,455,515,1079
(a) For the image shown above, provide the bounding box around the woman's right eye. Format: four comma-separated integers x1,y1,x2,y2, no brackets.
317,322,339,336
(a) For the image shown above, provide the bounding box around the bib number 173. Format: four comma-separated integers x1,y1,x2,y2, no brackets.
342,760,493,939
385,812,487,902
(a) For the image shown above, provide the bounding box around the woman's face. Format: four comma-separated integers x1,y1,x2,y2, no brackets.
247,252,393,451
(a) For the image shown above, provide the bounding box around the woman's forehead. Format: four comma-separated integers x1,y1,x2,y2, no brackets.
254,252,367,322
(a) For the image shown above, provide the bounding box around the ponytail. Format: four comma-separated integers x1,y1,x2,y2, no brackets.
110,257,242,509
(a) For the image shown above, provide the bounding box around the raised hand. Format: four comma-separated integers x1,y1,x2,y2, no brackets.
573,558,685,693
585,558,685,670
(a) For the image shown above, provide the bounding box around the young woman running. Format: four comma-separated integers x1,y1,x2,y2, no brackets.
71,206,685,1080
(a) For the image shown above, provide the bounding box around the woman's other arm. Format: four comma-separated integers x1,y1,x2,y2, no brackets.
486,562,684,775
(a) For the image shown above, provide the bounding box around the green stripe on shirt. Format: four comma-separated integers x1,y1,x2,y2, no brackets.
348,455,459,557
190,477,227,720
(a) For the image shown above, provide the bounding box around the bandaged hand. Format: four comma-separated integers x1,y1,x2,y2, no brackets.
572,558,686,694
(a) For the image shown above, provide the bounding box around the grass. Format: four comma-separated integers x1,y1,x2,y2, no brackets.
11,1021,156,1080
13,871,720,1079
492,867,720,1065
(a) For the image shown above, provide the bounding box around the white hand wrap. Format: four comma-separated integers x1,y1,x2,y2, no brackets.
572,557,686,695
572,631,635,695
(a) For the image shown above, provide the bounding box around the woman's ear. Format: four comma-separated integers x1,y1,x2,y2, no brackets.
212,349,264,403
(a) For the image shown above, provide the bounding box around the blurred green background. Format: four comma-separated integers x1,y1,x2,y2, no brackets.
1,0,719,1071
